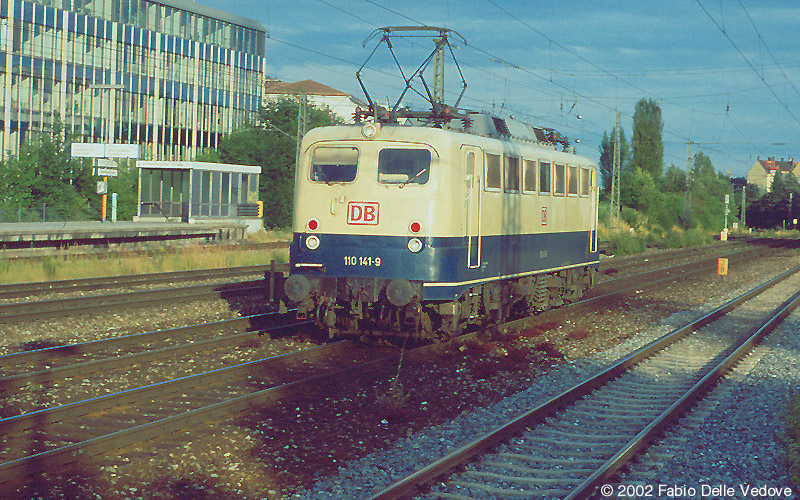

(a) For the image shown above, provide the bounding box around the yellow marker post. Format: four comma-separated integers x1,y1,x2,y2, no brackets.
101,176,108,222
718,257,728,276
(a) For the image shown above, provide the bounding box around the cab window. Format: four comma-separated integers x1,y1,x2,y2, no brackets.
311,147,358,183
378,148,431,185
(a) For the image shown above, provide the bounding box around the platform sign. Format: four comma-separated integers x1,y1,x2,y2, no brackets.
71,143,105,157
105,144,139,158
95,168,118,177
71,143,139,158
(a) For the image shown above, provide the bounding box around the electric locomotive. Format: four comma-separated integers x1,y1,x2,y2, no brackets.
281,27,599,341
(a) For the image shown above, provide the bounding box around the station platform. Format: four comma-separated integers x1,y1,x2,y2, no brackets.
0,221,249,257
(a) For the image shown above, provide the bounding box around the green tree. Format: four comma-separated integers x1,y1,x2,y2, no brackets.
107,159,140,220
212,97,341,228
598,125,630,195
621,168,658,214
660,164,686,193
631,98,664,179
23,119,95,219
0,151,35,220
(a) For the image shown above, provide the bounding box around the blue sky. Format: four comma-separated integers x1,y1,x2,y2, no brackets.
199,0,800,178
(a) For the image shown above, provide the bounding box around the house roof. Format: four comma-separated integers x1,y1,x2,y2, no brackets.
263,79,352,97
757,157,798,173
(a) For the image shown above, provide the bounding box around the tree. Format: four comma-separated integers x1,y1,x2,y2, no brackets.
620,168,658,214
211,97,342,228
0,151,35,220
631,98,664,179
598,125,630,195
107,159,140,220
660,164,686,193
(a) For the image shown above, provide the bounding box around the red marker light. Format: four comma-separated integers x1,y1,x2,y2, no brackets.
410,221,421,233
307,219,319,231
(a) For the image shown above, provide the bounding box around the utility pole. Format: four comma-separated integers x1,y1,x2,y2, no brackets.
741,186,746,229
683,141,693,229
609,111,621,228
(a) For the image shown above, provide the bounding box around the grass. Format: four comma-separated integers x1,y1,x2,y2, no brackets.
0,229,290,284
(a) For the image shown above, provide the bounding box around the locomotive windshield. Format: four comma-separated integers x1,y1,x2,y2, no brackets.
310,147,358,184
378,148,431,185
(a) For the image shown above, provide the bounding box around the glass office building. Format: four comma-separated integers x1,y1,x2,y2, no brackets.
0,0,265,159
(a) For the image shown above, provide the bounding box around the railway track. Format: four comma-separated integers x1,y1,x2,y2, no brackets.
361,265,800,500
0,242,757,326
0,241,790,496
0,263,289,301
0,311,294,398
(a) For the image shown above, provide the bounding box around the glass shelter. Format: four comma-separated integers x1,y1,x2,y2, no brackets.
137,161,260,222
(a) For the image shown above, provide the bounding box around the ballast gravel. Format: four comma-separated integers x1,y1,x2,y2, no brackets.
283,262,800,500
2,246,799,499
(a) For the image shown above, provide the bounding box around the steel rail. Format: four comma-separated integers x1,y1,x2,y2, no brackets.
360,263,800,500
563,283,800,499
0,280,264,323
0,326,469,485
0,320,316,436
0,264,285,299
0,314,301,394
0,311,288,368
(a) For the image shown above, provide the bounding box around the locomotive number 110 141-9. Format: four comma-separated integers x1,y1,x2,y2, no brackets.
344,255,382,267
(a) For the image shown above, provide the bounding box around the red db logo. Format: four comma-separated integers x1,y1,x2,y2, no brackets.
347,201,380,225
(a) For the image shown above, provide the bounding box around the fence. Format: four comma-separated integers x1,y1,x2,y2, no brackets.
0,204,100,223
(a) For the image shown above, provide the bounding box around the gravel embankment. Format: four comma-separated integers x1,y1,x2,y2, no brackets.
280,253,800,500
2,248,799,500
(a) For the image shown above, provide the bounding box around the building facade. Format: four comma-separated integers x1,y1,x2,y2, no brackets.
747,156,799,193
0,0,265,160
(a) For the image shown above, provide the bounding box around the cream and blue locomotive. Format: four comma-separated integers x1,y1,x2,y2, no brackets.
282,26,599,341
283,112,599,340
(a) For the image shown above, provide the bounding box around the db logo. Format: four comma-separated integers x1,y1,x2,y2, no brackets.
541,207,548,225
347,201,380,225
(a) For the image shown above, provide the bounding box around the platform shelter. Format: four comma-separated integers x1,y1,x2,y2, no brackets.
136,161,263,232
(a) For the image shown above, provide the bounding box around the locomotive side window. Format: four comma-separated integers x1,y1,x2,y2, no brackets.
504,156,520,193
554,163,566,195
568,165,579,195
311,147,358,184
581,167,590,196
378,148,431,185
539,160,551,193
523,159,537,193
485,153,501,191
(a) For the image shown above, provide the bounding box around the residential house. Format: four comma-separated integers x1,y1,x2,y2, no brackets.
263,79,366,124
746,156,799,193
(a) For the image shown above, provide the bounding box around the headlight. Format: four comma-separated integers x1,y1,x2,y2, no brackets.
361,122,379,138
407,238,423,253
306,235,320,250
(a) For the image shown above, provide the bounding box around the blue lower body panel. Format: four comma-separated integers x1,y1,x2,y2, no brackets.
290,231,598,301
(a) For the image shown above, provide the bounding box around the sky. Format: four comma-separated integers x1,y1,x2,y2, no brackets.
198,0,800,178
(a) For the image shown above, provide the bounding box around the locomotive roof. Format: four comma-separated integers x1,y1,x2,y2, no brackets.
442,112,569,149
